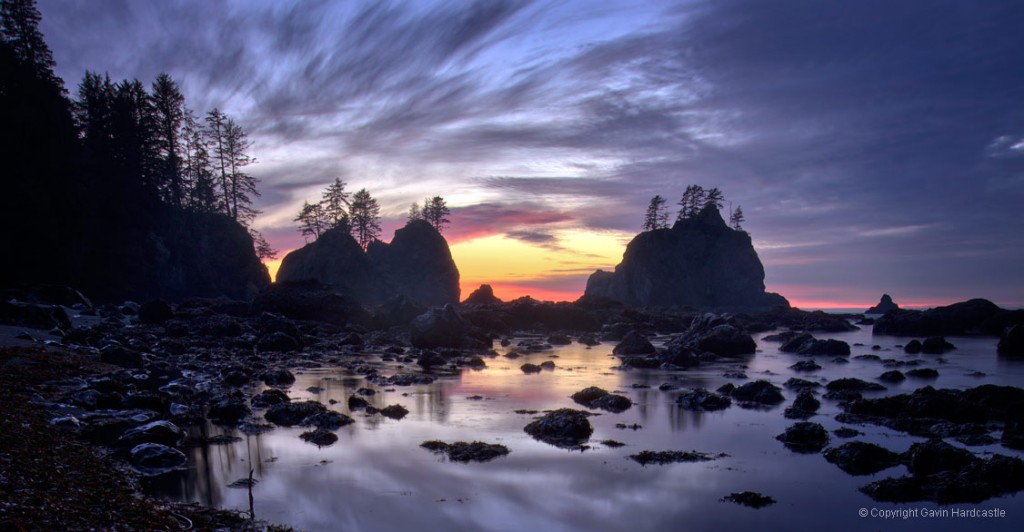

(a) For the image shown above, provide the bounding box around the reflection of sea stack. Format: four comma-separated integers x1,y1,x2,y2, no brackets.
276,220,460,307
584,205,788,311
866,294,899,314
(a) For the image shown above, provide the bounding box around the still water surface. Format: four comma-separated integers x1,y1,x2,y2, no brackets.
149,326,1024,531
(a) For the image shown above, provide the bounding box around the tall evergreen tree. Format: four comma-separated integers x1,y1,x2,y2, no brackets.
151,73,185,207
729,205,745,231
294,201,327,241
676,184,706,220
320,177,350,229
349,188,382,249
250,229,278,260
0,0,59,86
181,108,217,212
704,187,725,210
407,202,422,221
422,196,451,232
205,108,230,214
642,195,668,231
221,117,258,224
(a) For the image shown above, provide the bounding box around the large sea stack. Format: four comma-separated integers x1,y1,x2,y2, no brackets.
276,219,460,307
584,205,788,311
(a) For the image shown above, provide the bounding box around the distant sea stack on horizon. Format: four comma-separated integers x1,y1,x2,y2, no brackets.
866,294,899,314
276,219,460,307
584,204,789,311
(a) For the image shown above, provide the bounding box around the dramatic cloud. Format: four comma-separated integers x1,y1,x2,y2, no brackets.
36,0,1024,306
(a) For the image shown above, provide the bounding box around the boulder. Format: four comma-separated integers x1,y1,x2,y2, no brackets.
921,337,955,354
866,294,899,315
99,345,144,369
138,299,174,324
784,390,820,419
878,370,906,383
776,422,830,453
999,325,1024,356
302,410,354,430
824,441,902,475
613,331,656,355
410,305,470,349
265,401,327,426
694,325,756,356
261,368,296,387
252,280,368,326
257,332,300,352
462,284,503,306
129,443,187,476
380,404,409,420
118,420,185,448
300,428,338,447
730,380,785,405
583,205,789,311
677,389,732,411
209,397,251,426
523,408,593,448
873,298,1021,336
251,389,290,408
420,440,511,462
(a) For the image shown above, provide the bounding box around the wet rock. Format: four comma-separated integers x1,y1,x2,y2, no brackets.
197,315,243,337
300,428,338,447
129,443,186,476
762,331,802,343
71,389,124,410
823,441,902,475
717,383,735,395
872,298,1012,337
613,330,656,355
386,374,436,386
302,411,354,430
628,450,727,466
779,334,850,356
261,368,296,387
257,332,300,352
577,334,600,346
878,370,906,383
833,427,863,438
265,401,327,426
252,280,369,326
251,389,290,408
906,368,939,379
1002,417,1024,449
417,350,447,368
789,360,821,372
138,299,174,324
905,438,974,476
380,404,409,420
348,395,370,410
689,324,756,357
0,300,71,330
520,363,542,374
539,360,556,370
572,387,611,405
677,389,732,411
730,380,785,405
998,325,1024,356
776,422,829,453
720,491,776,509
523,408,594,448
825,378,886,392
784,391,820,419
208,397,251,426
591,394,632,413
410,305,471,349
903,339,923,354
783,378,821,390
118,420,185,448
99,345,144,369
420,440,510,462
547,333,572,345
921,337,955,354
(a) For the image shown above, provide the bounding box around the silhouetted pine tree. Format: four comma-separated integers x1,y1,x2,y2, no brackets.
730,205,745,231
349,188,382,249
704,187,725,210
407,202,422,221
676,184,706,220
151,73,185,207
321,177,350,230
422,196,451,232
295,201,327,241
642,195,668,231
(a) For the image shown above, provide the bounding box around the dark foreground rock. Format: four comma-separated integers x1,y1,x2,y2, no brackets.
730,380,785,406
300,428,338,447
823,441,903,475
570,386,632,413
523,408,593,448
780,334,850,356
859,439,1024,504
628,449,727,466
784,391,820,419
720,491,776,509
873,298,1023,336
420,440,510,462
129,443,186,476
612,330,656,355
776,422,829,453
677,389,732,411
999,325,1024,356
265,401,327,426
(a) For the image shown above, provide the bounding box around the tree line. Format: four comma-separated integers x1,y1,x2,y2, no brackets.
294,181,452,250
643,185,745,231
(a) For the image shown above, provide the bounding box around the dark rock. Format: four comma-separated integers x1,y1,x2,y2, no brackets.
776,422,830,453
730,380,785,405
372,296,427,328
1002,417,1024,449
905,438,975,475
677,389,732,411
823,441,902,475
921,337,955,354
577,334,600,346
380,404,409,420
873,298,1020,337
220,366,251,387
583,204,789,311
833,427,863,438
0,300,71,330
523,408,593,448
257,332,300,352
196,314,243,337
547,333,572,345
420,440,510,462
300,428,338,447
261,368,296,387
904,339,923,354
265,401,327,426
789,360,821,372
720,492,776,509
826,378,886,392
784,391,820,419
762,331,802,343
520,363,542,374
878,370,906,383
613,330,656,355
410,305,474,349
251,389,290,408
252,280,368,326
138,299,174,324
783,378,821,390
462,284,503,306
906,368,939,379
417,350,447,368
539,360,555,370
387,374,435,386
129,443,187,476
99,345,144,369
800,338,850,356
998,325,1024,356
591,394,632,413
571,387,611,405
717,383,735,395
302,410,354,430
348,395,370,410
694,325,756,356
209,397,251,426
628,450,726,465
118,420,185,448
71,389,124,410
866,294,899,314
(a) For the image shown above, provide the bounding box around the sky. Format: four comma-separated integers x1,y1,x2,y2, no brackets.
36,0,1024,309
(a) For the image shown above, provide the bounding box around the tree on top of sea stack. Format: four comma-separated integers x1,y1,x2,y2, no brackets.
349,188,382,249
422,196,451,233
642,195,669,231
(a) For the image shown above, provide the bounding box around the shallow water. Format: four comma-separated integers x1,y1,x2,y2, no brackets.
148,326,1024,531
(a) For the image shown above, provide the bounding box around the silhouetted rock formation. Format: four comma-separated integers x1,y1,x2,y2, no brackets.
463,284,503,306
276,220,459,307
866,294,899,314
873,299,1024,336
584,205,788,311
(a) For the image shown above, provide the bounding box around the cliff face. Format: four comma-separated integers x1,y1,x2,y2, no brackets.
276,220,460,307
584,205,788,311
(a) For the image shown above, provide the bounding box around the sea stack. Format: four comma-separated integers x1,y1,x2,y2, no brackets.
866,294,899,314
584,205,788,311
